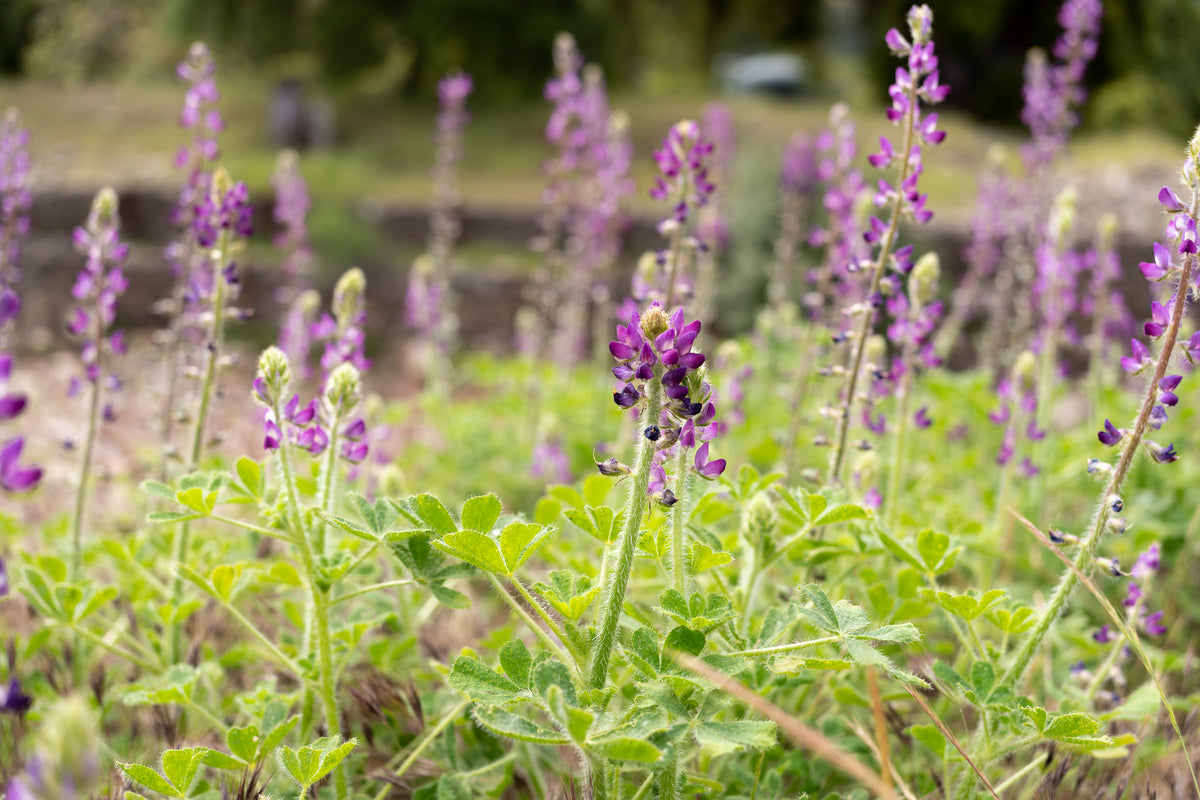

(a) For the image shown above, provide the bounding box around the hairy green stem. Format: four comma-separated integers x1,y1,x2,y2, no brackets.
884,306,918,529
1003,252,1194,688
316,401,345,559
669,444,692,595
829,78,918,484
725,635,840,658
486,573,577,674
589,369,663,690
70,351,104,582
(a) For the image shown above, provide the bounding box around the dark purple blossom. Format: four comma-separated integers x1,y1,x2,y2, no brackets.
0,436,40,492
1097,419,1124,446
0,676,32,714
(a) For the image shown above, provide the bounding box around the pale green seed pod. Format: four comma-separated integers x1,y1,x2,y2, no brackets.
90,186,119,227
325,362,362,412
1048,186,1077,246
334,267,366,324
741,491,778,546
854,449,879,488
865,334,888,369
909,252,941,307
1013,350,1037,394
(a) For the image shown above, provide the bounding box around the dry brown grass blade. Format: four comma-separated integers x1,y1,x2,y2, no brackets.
866,667,895,795
846,719,921,800
902,684,1001,799
674,653,898,800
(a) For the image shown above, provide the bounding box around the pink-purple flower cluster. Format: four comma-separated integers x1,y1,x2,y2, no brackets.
609,303,725,496
271,150,313,288
871,5,948,230
1099,182,1199,462
67,189,129,413
167,43,222,263
0,109,39,494
253,375,368,464
1020,0,1101,172
406,70,472,364
650,121,715,236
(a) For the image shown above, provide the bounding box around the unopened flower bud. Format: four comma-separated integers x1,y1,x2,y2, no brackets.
854,450,879,487
1013,350,1037,393
741,491,777,545
1096,556,1125,577
1048,528,1079,546
865,335,887,369
909,252,940,306
257,346,291,401
1106,517,1130,535
325,362,361,411
639,304,671,340
89,186,119,229
334,267,366,323
1086,458,1112,476
1048,187,1077,245
1107,494,1123,513
596,457,631,477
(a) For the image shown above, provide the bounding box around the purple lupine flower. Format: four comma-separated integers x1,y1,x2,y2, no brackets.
607,302,725,493
193,177,253,252
914,406,932,428
0,551,8,596
271,149,313,289
407,69,471,371
1119,339,1152,374
166,43,223,287
0,108,32,295
1097,419,1124,446
539,36,633,364
69,188,128,391
0,676,32,714
1020,0,1101,172
530,437,571,484
1092,624,1115,644
318,268,370,388
0,436,41,492
1141,610,1167,636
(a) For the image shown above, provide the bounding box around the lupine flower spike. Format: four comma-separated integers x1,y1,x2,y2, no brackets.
829,4,947,485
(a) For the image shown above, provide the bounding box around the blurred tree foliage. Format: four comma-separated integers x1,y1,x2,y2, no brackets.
861,0,1200,136
1,0,1199,134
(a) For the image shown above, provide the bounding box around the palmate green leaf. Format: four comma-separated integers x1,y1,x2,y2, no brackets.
429,583,471,609
447,656,522,704
688,541,733,573
140,480,177,502
799,584,839,631
146,511,204,525
413,493,458,535
985,605,1036,634
225,725,260,763
235,457,264,500
693,721,777,756
160,749,205,795
435,529,506,574
119,763,181,798
876,529,926,572
639,682,690,718
498,639,532,688
279,737,357,788
770,656,852,674
1043,712,1102,742
907,724,947,757
581,475,613,507
548,485,585,511
175,487,210,515
664,625,705,656
471,705,568,745
586,736,662,763
460,493,503,534
74,585,118,623
564,505,617,543
315,510,378,542
812,503,870,527
916,528,949,571
498,522,554,573
200,750,246,771
922,588,1007,621
532,660,576,706
832,600,871,634
625,626,661,678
